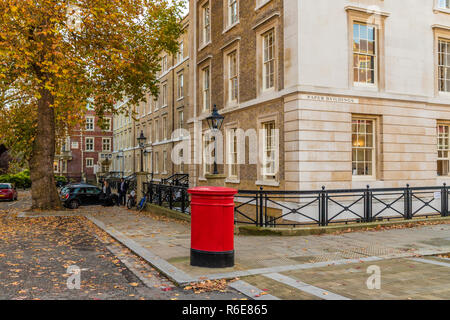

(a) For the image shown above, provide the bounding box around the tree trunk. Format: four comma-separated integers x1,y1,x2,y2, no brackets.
30,88,61,210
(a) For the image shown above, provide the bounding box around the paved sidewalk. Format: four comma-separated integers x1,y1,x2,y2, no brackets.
75,206,450,283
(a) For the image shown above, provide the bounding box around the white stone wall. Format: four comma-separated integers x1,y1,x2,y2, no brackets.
283,0,450,191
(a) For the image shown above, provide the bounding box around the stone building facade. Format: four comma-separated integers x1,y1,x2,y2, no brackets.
112,15,190,183
184,0,450,191
111,102,137,178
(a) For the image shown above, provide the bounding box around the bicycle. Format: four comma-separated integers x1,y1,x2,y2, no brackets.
136,193,148,212
126,190,137,209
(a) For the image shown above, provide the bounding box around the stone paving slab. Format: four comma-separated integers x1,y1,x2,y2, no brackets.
84,206,450,280
14,200,450,300
275,258,450,300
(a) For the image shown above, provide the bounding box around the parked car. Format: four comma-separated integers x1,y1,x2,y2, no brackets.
0,183,18,201
60,184,116,209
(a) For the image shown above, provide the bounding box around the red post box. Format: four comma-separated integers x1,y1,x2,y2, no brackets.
188,186,238,268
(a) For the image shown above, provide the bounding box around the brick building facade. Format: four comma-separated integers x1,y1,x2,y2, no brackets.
54,110,113,184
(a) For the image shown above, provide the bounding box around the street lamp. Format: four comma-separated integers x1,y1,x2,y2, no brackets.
137,130,147,173
206,105,224,175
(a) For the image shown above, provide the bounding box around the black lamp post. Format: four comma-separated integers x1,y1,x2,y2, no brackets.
206,105,224,175
137,130,147,172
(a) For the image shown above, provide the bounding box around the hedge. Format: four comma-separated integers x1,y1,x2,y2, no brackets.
0,170,67,189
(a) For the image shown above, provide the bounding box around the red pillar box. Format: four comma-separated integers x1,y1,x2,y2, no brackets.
188,186,238,268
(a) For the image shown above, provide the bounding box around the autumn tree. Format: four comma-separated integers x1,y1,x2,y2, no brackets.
0,0,185,209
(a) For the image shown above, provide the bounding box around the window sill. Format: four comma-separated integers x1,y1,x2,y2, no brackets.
198,41,212,52
434,7,450,15
223,21,240,34
438,91,450,98
352,176,376,182
353,83,378,91
225,178,240,184
255,0,271,11
255,180,279,187
177,97,184,101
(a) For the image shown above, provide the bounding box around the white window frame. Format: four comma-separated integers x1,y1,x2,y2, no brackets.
438,39,450,93
103,117,112,131
85,137,94,152
228,50,239,102
437,0,450,9
352,117,376,179
155,152,159,174
261,121,276,181
228,0,238,26
178,72,184,99
202,66,211,112
162,116,168,141
202,2,211,45
86,158,94,168
102,138,111,152
86,117,95,131
438,123,450,176
178,110,184,133
353,22,377,87
262,29,275,91
161,55,168,73
202,133,214,176
227,127,238,179
163,150,167,173
177,41,184,63
155,119,160,142
161,83,168,108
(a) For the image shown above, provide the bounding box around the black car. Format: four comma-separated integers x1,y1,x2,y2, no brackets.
61,184,110,209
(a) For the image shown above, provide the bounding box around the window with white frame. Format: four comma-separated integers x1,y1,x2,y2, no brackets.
86,158,94,168
202,2,211,45
103,118,111,131
203,66,211,112
263,29,275,90
203,134,214,175
102,138,111,152
85,137,94,151
352,118,376,177
438,124,450,176
147,122,152,142
178,110,184,133
155,119,160,142
86,117,94,131
163,151,167,173
438,39,450,93
177,41,184,63
178,73,184,99
262,121,276,180
162,116,168,140
155,152,159,173
438,0,450,9
228,51,238,102
228,128,238,178
353,23,376,85
177,149,185,173
161,55,168,73
228,0,238,26
162,83,168,107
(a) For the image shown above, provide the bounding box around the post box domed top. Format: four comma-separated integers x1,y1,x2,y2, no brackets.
188,186,238,196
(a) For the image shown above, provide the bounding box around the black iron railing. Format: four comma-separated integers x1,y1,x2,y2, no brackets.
161,174,189,187
143,181,190,214
234,184,449,227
